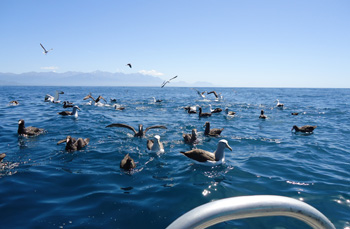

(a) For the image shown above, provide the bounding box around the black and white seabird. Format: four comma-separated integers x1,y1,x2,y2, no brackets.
291,125,317,133
209,104,222,113
259,110,267,119
57,136,90,151
184,105,197,114
106,123,167,137
63,101,74,108
45,90,64,103
114,104,125,110
207,91,222,100
120,153,136,171
192,88,207,98
147,135,164,153
204,121,223,136
275,99,284,108
9,100,19,106
58,105,80,117
18,119,44,136
183,129,198,144
225,108,236,117
40,43,53,55
198,107,212,117
83,93,107,104
180,139,232,165
152,97,162,103
161,75,178,88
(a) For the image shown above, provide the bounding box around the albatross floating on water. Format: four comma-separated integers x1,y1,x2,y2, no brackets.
209,104,222,113
180,139,232,165
225,108,236,117
204,121,224,136
9,100,19,106
40,43,53,55
259,110,267,119
275,99,284,108
198,107,212,117
57,136,90,152
161,75,178,88
183,129,198,144
120,153,136,171
58,105,80,118
18,119,44,136
291,125,317,133
106,123,167,137
147,135,164,153
45,90,64,103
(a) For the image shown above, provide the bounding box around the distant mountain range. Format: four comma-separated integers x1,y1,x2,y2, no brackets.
0,71,215,87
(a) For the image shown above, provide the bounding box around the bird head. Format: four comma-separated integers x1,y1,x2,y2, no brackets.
219,139,232,151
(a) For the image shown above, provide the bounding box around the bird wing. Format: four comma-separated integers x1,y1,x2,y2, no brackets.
181,149,215,162
98,95,107,102
183,134,191,143
147,140,154,150
83,94,94,101
40,43,47,52
144,125,167,133
106,123,137,134
169,75,178,81
58,111,72,115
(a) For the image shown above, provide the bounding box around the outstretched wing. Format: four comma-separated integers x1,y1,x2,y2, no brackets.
106,123,137,134
40,43,47,52
169,75,178,81
144,125,167,133
98,95,107,103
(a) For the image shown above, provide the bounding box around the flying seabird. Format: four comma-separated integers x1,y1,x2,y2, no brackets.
126,63,132,68
63,101,74,108
45,90,64,103
207,91,222,100
209,104,222,113
120,153,136,171
192,88,207,98
58,105,80,117
204,121,223,136
147,135,164,153
183,129,198,144
161,75,178,88
180,139,232,165
106,123,167,137
259,109,267,119
198,107,212,117
225,108,236,117
291,125,317,133
57,136,90,152
83,93,107,104
18,119,44,136
40,43,53,55
275,99,284,108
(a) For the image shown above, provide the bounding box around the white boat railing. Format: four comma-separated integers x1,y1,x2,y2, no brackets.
167,195,335,229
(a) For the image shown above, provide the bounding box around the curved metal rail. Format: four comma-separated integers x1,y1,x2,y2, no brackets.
167,195,335,229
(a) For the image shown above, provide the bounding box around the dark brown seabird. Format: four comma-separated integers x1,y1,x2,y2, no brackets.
198,107,212,117
259,110,267,119
291,125,317,133
120,153,136,171
204,121,224,136
17,119,44,136
0,153,6,163
106,123,167,137
57,136,90,151
183,129,198,144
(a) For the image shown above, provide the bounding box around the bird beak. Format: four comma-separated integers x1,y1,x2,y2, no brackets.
57,138,67,145
226,143,232,151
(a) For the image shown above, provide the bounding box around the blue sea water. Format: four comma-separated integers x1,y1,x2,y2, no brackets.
0,86,349,228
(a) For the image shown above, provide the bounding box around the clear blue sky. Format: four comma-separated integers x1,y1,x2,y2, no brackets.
1,0,349,87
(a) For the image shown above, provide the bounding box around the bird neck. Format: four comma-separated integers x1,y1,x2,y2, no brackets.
214,143,226,161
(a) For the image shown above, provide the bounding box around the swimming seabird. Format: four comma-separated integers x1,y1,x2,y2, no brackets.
110,98,117,103
0,153,6,163
58,105,80,117
184,105,197,114
152,97,162,103
126,63,132,68
9,100,19,106
161,75,178,88
45,90,64,103
291,112,299,116
63,101,74,108
291,125,317,133
114,104,125,110
259,110,267,119
18,119,44,136
275,99,284,108
147,135,164,153
209,104,222,113
204,121,223,136
83,93,107,104
225,108,236,117
180,139,232,164
40,43,53,55
57,136,90,151
198,107,212,117
106,123,167,137
183,129,198,144
192,88,207,98
120,153,136,171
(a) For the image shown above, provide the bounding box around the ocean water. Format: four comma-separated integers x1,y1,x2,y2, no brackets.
0,86,349,228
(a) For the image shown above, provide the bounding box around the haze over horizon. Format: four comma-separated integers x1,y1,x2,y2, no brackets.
1,1,349,88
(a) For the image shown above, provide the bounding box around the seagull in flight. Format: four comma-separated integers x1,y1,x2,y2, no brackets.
40,43,53,55
126,63,132,68
161,75,178,88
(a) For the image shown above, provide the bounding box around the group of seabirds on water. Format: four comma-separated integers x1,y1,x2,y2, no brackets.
8,87,317,172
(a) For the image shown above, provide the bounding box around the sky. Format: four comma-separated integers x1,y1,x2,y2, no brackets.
1,0,350,88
